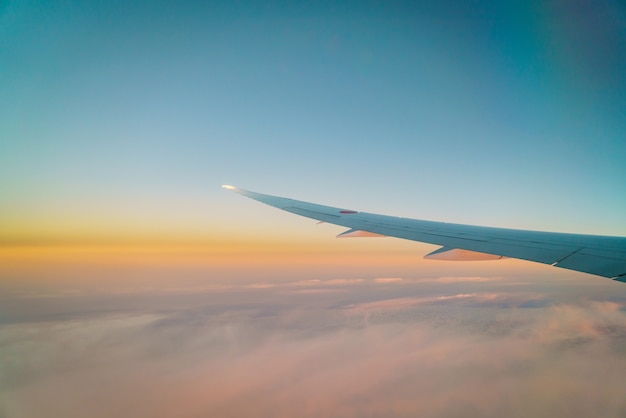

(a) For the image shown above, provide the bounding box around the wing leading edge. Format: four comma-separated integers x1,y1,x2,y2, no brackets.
223,185,626,282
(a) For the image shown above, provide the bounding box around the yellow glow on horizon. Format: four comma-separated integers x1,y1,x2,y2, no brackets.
0,241,547,283
0,241,442,290
0,206,334,246
1,206,554,287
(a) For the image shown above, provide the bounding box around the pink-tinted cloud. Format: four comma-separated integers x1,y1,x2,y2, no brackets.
2,281,626,418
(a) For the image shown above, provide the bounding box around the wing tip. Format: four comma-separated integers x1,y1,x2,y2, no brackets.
222,184,238,191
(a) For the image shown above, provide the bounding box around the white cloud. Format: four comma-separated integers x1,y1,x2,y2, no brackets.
2,280,626,418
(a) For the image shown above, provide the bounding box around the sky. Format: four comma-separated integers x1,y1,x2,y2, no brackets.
1,1,626,417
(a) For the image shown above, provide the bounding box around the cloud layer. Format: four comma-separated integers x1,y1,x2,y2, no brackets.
2,276,626,418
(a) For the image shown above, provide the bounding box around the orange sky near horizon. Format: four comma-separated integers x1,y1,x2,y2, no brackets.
0,238,581,293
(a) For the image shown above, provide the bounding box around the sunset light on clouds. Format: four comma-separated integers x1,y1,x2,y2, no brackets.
1,0,626,417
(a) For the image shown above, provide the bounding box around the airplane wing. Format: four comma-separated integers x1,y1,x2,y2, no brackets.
223,185,626,282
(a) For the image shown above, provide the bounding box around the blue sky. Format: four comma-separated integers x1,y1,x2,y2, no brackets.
1,0,625,240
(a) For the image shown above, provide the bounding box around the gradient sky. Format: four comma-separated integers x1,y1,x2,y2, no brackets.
1,0,625,245
2,1,626,417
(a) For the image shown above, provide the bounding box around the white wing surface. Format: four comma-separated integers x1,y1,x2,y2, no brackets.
223,185,626,282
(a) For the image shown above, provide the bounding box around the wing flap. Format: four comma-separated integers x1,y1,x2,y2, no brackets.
555,252,626,279
337,229,387,238
424,247,504,261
